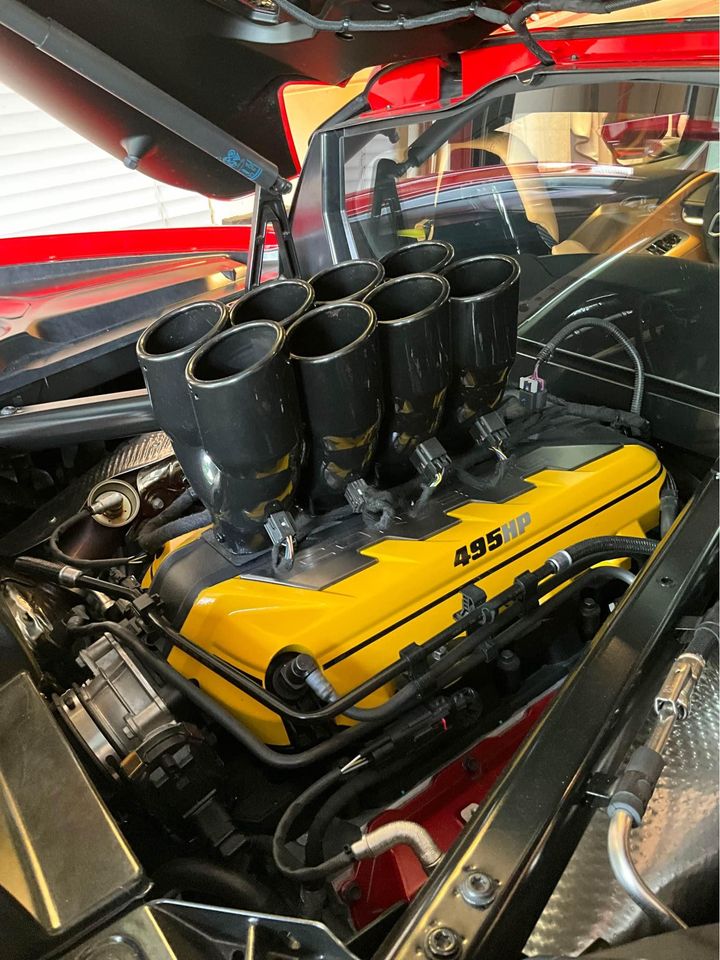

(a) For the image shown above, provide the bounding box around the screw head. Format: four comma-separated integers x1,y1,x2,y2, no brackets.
459,871,496,908
425,926,461,958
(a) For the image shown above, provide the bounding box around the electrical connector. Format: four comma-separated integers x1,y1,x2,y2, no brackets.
518,373,547,412
470,411,510,460
410,438,451,488
344,478,371,513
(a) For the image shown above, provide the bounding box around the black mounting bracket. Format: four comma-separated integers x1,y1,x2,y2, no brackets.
246,185,301,290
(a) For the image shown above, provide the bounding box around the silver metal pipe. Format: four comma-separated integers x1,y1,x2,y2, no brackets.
608,810,688,932
607,567,636,586
350,820,443,873
646,703,677,755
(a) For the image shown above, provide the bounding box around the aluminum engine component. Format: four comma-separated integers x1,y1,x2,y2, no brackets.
87,478,141,528
57,632,241,853
58,631,176,774
525,656,719,956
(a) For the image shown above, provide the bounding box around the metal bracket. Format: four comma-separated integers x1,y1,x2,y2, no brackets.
246,184,300,289
583,771,616,809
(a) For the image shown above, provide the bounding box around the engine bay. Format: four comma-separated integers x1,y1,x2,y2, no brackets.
0,238,716,960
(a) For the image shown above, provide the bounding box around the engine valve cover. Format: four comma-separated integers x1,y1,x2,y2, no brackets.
151,440,663,744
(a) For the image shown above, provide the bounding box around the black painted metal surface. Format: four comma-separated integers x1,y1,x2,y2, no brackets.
377,467,719,960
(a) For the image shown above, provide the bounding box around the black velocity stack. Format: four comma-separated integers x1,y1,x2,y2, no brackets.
287,301,383,509
185,322,303,552
441,255,520,449
366,272,451,480
380,240,454,278
230,278,314,328
137,300,228,496
309,259,384,304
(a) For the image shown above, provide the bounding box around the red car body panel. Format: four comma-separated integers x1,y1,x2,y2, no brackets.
0,225,253,269
0,23,715,270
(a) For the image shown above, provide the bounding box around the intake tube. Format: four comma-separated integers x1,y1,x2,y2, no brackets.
380,240,454,278
309,258,384,305
366,273,451,479
440,255,520,449
229,278,314,328
136,300,228,496
287,302,383,509
185,322,303,552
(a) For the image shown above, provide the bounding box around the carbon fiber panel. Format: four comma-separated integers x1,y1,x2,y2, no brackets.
0,431,173,556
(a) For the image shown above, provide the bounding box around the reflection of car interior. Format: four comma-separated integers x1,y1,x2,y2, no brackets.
350,79,719,265
339,76,719,467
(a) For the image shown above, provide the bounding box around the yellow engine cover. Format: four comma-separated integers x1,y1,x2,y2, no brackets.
152,441,663,744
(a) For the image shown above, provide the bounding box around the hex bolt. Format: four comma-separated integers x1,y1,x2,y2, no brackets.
425,926,461,958
459,871,496,908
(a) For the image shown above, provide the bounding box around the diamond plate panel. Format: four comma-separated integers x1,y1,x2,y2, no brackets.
526,656,718,956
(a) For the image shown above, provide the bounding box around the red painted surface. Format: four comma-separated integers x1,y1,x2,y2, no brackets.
367,58,442,112
343,689,557,929
459,28,719,98
0,22,715,268
0,225,254,268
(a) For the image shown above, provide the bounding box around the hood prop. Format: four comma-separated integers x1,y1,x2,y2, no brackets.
0,0,297,289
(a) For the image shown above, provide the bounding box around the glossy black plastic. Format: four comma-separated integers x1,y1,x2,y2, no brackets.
441,255,520,448
365,273,451,476
380,240,454,279
229,278,314,328
287,302,382,509
309,259,384,305
184,322,303,552
136,300,228,494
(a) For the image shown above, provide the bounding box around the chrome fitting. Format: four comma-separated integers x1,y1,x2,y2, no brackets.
350,820,442,874
655,651,705,719
305,667,338,704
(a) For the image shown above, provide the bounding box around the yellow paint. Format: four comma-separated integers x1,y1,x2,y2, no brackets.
156,444,663,744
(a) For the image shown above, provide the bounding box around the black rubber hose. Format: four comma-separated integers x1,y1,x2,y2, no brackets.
534,317,646,416
14,555,139,600
268,0,655,35
138,509,211,555
686,601,719,660
147,609,421,724
139,488,197,535
272,767,356,882
83,621,386,770
145,536,657,725
152,858,279,913
548,536,657,573
49,509,139,569
546,394,647,435
437,567,636,688
305,757,413,866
